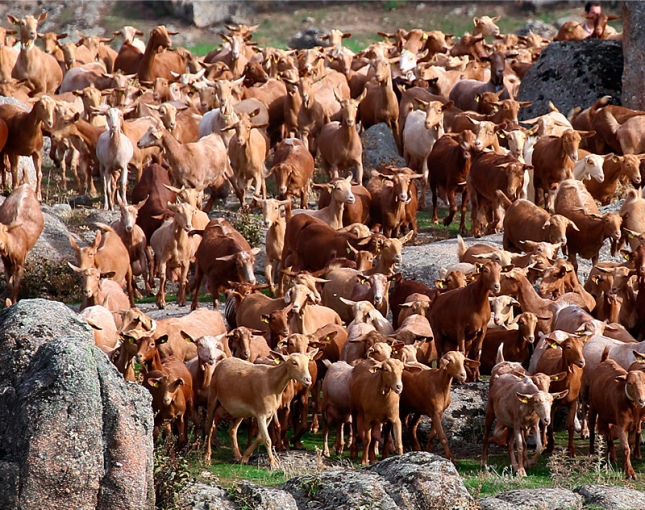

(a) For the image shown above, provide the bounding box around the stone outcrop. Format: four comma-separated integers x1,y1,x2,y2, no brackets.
361,123,406,174
0,299,154,509
281,452,476,510
517,40,623,120
156,0,247,28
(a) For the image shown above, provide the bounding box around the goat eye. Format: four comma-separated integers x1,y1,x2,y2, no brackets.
150,343,155,347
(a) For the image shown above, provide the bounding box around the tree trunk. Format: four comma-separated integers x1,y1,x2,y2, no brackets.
622,1,645,109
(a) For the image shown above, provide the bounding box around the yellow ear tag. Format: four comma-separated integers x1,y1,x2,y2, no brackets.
568,27,573,32
493,105,499,112
329,57,334,61
422,33,428,40
392,348,397,354
128,338,135,344
277,75,281,80
553,376,559,381
274,358,280,364
499,132,505,138
475,96,480,103
437,281,444,288
361,279,367,284
638,357,644,362
263,317,269,323
551,343,558,349
613,156,619,163
325,336,330,341
521,397,529,403
152,381,159,388
186,337,191,343
625,254,632,261
593,276,600,284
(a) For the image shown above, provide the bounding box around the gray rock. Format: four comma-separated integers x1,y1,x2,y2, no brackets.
157,0,246,28
401,233,503,286
281,469,399,510
574,484,645,509
177,482,237,510
480,488,583,510
622,2,645,109
235,482,298,510
287,26,330,50
28,205,81,264
515,19,558,38
478,497,518,510
281,452,475,510
361,123,406,175
0,299,154,509
517,40,623,121
415,382,488,450
51,203,72,217
367,452,476,509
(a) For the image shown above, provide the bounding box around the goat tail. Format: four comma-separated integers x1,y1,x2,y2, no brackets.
456,235,467,261
93,222,117,234
601,345,611,363
495,189,513,210
495,342,506,365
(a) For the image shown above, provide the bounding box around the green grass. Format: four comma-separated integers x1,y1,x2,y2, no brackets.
181,422,645,499
417,206,472,239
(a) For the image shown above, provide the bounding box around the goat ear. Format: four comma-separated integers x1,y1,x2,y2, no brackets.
516,392,534,404
552,389,569,400
147,377,161,388
401,230,414,244
180,330,194,343
465,358,480,368
368,362,384,373
615,374,628,382
156,334,169,344
92,230,102,249
99,271,116,279
69,236,81,252
269,350,287,364
37,11,48,23
7,15,19,25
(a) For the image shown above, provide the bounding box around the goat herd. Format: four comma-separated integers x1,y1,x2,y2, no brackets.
0,8,642,480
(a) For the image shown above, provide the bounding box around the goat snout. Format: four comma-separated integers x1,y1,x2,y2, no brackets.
393,383,403,394
125,225,133,233
492,283,501,294
163,396,173,406
577,359,585,369
527,335,535,343
301,376,312,387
